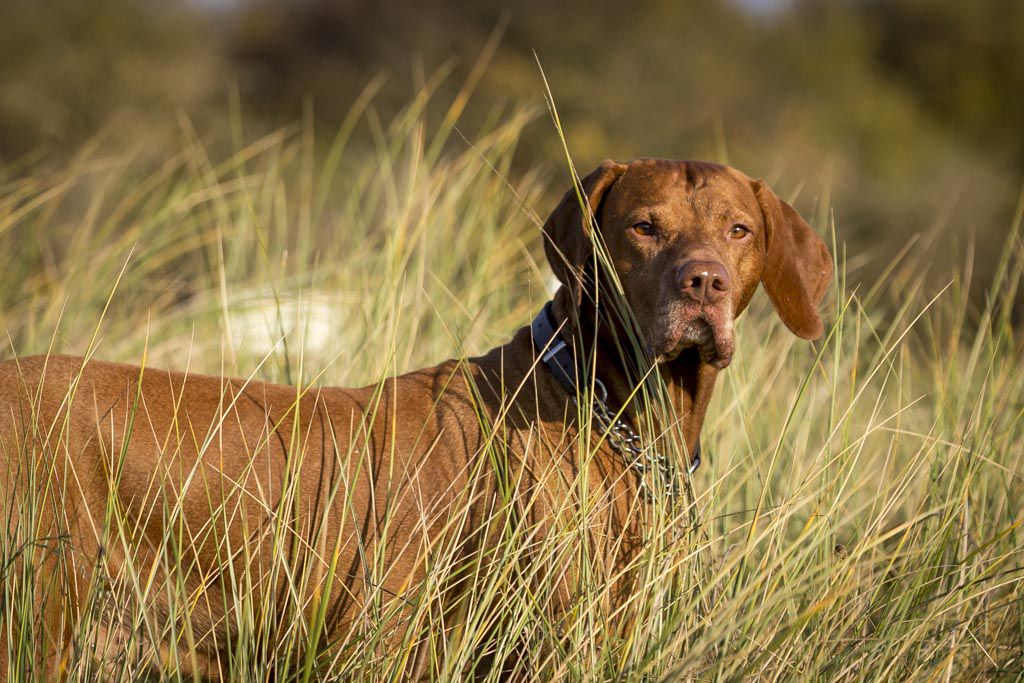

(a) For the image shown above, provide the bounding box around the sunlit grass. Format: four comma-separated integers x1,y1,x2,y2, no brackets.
2,85,1022,681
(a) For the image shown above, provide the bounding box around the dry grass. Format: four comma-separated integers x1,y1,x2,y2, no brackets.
2,87,1023,681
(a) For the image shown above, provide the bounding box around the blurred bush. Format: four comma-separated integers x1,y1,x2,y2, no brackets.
0,0,223,160
1,0,1021,315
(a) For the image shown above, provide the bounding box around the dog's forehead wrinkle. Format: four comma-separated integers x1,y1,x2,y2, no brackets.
684,161,711,192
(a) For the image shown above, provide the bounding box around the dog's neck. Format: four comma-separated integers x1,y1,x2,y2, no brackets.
550,287,717,460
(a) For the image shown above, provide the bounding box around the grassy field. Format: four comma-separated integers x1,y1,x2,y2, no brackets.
1,91,1023,681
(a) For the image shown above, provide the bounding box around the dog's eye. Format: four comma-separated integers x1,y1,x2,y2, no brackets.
729,224,751,239
632,221,656,237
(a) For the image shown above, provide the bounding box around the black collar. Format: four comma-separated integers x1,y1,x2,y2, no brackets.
530,301,701,473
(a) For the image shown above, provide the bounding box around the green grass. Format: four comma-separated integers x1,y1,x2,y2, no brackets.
1,87,1023,681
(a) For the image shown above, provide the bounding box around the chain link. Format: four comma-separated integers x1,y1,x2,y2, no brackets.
577,379,686,502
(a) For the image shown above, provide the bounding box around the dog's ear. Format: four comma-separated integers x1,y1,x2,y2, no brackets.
752,179,833,340
543,160,627,303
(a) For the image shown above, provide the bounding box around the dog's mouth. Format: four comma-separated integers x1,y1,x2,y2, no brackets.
652,309,735,369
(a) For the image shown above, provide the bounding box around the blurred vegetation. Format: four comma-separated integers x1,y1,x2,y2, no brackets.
1,0,1022,314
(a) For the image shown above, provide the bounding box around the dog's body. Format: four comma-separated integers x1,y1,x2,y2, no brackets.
0,159,831,679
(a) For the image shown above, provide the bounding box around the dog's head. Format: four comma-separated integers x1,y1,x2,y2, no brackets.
543,158,832,368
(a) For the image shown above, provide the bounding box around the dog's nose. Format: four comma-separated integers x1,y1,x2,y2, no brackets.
676,260,730,304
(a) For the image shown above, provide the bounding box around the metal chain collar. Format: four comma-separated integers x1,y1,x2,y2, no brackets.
579,378,691,503
531,301,699,503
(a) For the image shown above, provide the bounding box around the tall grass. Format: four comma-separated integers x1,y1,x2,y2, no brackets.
1,85,1022,681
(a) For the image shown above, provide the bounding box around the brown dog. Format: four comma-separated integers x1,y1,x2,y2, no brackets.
0,158,831,679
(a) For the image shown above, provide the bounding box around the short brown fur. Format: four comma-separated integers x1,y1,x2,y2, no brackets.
0,158,831,679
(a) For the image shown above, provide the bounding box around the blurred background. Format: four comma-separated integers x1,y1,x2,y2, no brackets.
1,0,1022,314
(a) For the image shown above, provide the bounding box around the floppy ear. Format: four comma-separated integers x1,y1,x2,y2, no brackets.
752,180,833,340
542,160,627,303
